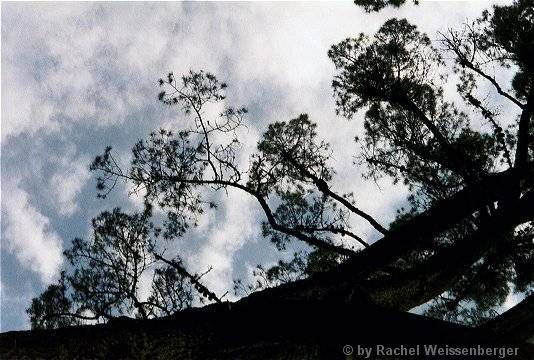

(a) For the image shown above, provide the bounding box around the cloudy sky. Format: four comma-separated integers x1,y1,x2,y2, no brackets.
1,1,505,331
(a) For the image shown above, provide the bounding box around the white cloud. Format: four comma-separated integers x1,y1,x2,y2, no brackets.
3,182,63,284
1,3,179,143
49,149,91,217
49,166,89,216
189,188,260,296
137,267,155,303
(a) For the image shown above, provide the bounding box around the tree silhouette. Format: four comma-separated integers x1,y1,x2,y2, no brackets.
27,208,221,328
11,0,534,358
327,13,533,324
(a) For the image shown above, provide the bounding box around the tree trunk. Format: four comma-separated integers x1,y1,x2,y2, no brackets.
2,295,533,359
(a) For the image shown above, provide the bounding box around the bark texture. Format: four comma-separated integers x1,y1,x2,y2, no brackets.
2,290,534,359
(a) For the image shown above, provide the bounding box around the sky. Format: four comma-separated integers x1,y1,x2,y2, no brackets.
1,1,508,332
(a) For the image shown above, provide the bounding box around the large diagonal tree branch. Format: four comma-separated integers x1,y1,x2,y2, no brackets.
280,151,389,235
362,189,534,311
340,168,521,274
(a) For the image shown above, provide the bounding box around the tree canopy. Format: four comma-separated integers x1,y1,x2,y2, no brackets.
27,0,533,349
